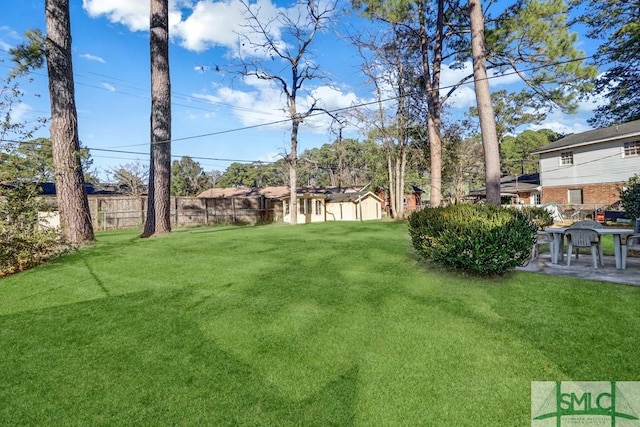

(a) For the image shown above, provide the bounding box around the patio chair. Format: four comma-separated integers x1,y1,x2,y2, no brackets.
571,220,603,229
622,234,640,269
564,228,604,268
531,231,554,261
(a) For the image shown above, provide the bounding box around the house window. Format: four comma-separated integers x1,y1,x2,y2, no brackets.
532,193,541,205
568,189,583,204
306,199,312,214
299,199,305,214
623,141,640,157
560,151,573,165
315,200,322,215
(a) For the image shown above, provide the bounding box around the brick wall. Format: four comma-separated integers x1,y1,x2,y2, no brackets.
542,182,623,207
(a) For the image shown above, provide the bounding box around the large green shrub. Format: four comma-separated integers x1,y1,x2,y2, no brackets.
408,204,537,276
620,174,640,221
520,206,554,230
0,183,69,277
0,226,66,276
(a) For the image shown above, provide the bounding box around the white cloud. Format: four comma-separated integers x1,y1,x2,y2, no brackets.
82,0,185,32
531,110,593,135
82,0,150,31
256,151,282,162
575,72,610,113
9,102,34,124
174,0,285,56
0,25,21,50
439,62,476,109
439,61,524,109
309,86,358,110
445,85,477,110
81,53,106,63
102,82,116,92
303,85,359,130
487,68,522,86
174,0,247,52
577,92,606,113
83,0,288,57
192,77,360,134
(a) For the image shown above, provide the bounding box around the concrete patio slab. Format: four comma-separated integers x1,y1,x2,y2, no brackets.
517,252,640,286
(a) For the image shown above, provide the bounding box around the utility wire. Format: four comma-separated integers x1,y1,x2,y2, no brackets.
2,46,600,148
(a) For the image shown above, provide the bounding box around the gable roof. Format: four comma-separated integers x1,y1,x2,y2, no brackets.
197,187,258,198
197,185,369,199
325,191,383,203
531,119,640,155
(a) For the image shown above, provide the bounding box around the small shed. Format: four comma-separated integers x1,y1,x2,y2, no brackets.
325,191,383,221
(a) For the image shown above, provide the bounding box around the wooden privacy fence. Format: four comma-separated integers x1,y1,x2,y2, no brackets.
42,196,280,231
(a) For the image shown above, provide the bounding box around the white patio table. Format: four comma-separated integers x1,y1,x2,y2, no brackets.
544,227,635,269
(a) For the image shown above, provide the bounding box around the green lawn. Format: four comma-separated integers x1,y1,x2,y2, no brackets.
1,221,640,425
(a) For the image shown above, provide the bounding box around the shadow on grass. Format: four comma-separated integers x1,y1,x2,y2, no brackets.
0,288,358,425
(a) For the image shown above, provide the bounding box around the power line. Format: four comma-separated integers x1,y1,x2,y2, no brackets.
136,54,600,146
0,137,275,164
88,147,275,164
2,46,601,147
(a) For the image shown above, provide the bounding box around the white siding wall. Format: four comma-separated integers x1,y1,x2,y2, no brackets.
325,197,382,221
326,202,356,221
539,138,640,187
360,197,381,220
284,197,326,223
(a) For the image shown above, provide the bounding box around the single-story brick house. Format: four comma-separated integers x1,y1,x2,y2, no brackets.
468,173,541,205
198,186,383,224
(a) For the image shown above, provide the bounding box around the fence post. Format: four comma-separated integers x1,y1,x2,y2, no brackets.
174,197,179,226
140,197,144,227
232,197,237,223
203,198,209,225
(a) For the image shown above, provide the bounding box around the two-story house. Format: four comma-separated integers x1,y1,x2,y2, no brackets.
531,119,640,208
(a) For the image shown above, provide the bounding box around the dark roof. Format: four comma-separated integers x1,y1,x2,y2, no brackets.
531,119,640,155
468,173,540,196
0,182,122,196
325,191,381,203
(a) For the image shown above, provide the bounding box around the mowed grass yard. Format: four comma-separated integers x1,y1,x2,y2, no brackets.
1,221,640,425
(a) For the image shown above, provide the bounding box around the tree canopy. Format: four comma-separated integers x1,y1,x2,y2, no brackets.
571,0,640,127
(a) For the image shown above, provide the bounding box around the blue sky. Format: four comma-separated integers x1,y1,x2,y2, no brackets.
0,0,602,180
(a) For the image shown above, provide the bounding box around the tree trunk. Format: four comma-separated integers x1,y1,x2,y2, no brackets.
469,0,501,205
143,0,172,236
45,0,94,244
386,148,395,218
288,119,300,225
399,145,407,218
395,153,405,219
419,0,445,208
426,115,442,207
